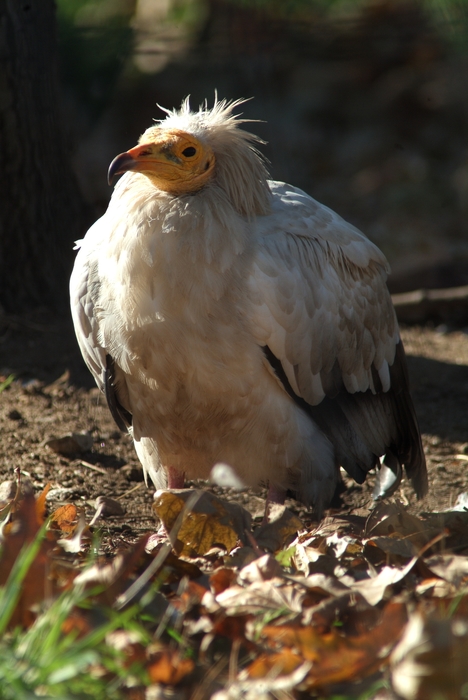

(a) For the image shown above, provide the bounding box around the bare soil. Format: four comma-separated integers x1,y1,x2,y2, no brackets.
1,312,468,550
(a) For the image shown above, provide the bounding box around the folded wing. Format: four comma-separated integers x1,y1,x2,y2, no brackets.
247,182,427,498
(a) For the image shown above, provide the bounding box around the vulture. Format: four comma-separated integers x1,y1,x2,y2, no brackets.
70,97,427,514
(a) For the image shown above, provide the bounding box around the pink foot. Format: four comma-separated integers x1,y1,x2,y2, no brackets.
167,466,186,489
267,485,286,504
262,484,287,524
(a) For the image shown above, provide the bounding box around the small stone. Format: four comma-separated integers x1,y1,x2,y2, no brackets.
120,464,144,482
45,432,93,456
94,496,125,516
7,409,23,421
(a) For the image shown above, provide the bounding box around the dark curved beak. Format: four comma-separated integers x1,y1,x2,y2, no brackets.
107,152,139,185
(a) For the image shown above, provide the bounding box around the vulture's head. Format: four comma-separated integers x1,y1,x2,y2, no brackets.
108,97,271,216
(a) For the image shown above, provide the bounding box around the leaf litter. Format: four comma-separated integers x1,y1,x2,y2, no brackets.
1,474,468,699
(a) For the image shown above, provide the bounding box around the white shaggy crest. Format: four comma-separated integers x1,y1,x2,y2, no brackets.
147,96,272,217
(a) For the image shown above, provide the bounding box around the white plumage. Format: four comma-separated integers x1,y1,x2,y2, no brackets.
70,98,427,513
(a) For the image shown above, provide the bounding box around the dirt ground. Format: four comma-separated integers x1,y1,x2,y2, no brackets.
1,311,468,550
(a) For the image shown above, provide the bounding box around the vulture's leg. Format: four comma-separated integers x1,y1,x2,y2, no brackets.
152,467,186,545
262,484,287,524
267,484,287,504
167,466,186,489
373,452,402,499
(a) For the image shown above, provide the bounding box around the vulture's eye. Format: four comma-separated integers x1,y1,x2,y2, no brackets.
182,146,197,158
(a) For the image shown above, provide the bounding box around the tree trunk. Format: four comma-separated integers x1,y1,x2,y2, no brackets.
0,0,89,312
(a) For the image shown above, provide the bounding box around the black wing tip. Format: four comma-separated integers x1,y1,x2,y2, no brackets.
104,355,132,431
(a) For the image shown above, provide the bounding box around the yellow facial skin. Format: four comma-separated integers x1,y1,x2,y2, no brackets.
108,129,215,195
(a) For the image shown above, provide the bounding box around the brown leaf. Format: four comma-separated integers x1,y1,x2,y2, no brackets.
0,493,58,629
257,601,407,688
147,650,194,685
61,609,93,639
212,614,253,644
49,503,79,534
35,483,51,524
365,501,431,550
215,579,305,616
210,567,238,595
392,612,468,700
247,648,303,679
74,535,150,604
153,489,251,556
253,505,303,552
238,554,284,584
424,553,468,586
347,556,418,605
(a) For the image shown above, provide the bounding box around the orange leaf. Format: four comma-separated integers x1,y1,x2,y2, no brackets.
35,483,51,524
62,610,93,639
147,650,194,685
49,503,79,534
210,567,239,595
0,493,57,629
213,613,252,643
247,649,303,679
256,601,407,688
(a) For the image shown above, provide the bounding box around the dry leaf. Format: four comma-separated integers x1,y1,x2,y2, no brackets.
215,579,305,616
0,492,57,629
424,554,468,586
147,650,194,685
391,613,468,700
253,505,304,552
238,554,284,584
247,648,304,679
153,489,251,556
365,501,431,550
35,483,51,524
325,532,360,558
50,503,79,534
347,556,418,605
57,511,90,553
210,567,238,595
257,601,406,688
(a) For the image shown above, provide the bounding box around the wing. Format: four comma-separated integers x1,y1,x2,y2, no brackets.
70,222,132,431
248,181,427,497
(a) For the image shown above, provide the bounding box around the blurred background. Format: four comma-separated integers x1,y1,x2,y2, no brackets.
55,0,468,293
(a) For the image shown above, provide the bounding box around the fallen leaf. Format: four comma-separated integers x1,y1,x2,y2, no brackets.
147,650,194,685
246,648,303,679
257,601,407,688
57,511,90,553
346,557,418,605
0,492,57,629
238,554,284,584
50,503,79,534
215,579,305,617
366,501,431,551
424,554,468,586
210,567,238,595
391,612,468,700
153,489,251,556
35,483,51,524
253,505,303,552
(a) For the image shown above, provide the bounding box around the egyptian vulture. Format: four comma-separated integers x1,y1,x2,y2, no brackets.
70,98,427,514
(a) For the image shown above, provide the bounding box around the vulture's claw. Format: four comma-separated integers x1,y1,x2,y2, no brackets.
373,452,403,500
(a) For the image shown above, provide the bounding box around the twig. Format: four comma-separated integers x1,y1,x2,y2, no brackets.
116,482,145,499
80,460,107,475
